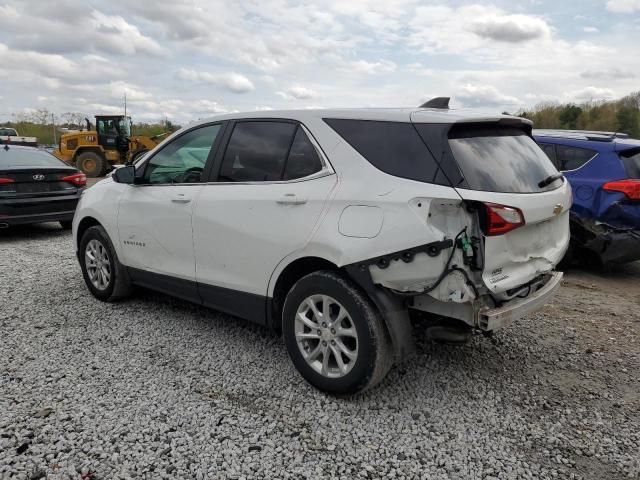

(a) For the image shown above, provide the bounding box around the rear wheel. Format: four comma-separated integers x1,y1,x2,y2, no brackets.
76,151,106,178
282,271,393,395
79,225,133,301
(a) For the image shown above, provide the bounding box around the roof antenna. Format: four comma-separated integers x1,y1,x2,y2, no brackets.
419,97,450,109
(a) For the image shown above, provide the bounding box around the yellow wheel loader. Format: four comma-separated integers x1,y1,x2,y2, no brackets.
53,115,168,177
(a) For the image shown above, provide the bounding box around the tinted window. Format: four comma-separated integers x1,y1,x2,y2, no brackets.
448,127,559,193
556,145,596,171
283,127,323,180
0,147,67,168
620,148,640,179
219,122,297,182
143,124,221,184
324,119,444,184
539,143,558,166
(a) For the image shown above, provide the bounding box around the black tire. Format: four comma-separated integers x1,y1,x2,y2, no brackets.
79,225,133,302
76,151,106,178
59,220,72,230
282,270,393,395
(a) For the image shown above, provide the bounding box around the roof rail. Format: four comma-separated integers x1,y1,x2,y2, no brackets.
533,129,629,142
419,97,450,109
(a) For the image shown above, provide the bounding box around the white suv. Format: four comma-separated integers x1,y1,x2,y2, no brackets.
73,103,570,394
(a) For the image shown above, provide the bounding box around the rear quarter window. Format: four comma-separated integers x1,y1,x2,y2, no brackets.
323,119,451,185
620,148,640,178
447,126,560,193
555,145,597,171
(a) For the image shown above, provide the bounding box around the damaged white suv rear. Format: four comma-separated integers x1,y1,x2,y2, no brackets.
74,100,570,394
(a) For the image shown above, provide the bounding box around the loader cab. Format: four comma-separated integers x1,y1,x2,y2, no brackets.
95,115,131,153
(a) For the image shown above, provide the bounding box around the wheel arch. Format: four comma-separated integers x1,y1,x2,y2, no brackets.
269,254,415,363
269,256,339,331
76,216,102,251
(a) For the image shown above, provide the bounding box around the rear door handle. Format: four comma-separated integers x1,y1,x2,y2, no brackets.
171,194,191,204
276,193,307,205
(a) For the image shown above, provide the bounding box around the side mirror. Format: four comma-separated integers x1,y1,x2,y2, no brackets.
112,165,136,184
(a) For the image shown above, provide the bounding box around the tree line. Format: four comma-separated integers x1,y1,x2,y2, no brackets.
514,91,640,137
1,109,180,145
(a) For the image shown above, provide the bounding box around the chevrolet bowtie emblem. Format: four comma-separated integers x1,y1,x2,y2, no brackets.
553,204,563,215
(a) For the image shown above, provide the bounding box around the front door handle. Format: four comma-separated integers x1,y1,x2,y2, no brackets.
276,193,307,205
171,194,191,204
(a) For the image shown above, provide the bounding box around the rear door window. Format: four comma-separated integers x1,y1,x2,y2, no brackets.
283,127,323,180
219,121,297,182
447,126,560,193
539,143,559,168
555,145,597,171
620,148,640,178
323,119,448,185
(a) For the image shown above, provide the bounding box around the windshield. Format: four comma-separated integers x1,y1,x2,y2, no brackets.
119,117,131,137
447,126,560,193
0,128,18,136
0,147,68,168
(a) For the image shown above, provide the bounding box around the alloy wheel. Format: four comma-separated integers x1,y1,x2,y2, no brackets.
294,294,359,378
85,239,111,290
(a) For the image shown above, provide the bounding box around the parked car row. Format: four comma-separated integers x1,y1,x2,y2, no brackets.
2,102,637,394
534,130,640,265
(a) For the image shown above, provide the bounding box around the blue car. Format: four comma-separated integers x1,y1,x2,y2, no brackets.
534,130,640,265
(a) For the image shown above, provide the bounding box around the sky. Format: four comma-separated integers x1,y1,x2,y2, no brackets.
0,0,639,124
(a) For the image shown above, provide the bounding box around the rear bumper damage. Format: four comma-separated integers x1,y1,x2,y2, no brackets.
411,271,563,332
477,271,563,331
572,213,640,264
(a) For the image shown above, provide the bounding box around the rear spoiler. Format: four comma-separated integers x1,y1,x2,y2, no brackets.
449,118,533,137
1,135,38,147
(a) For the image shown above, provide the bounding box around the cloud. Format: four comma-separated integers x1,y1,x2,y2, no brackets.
583,26,599,33
457,84,522,108
469,13,551,42
606,0,640,13
580,68,636,80
276,86,317,100
177,69,255,93
343,59,397,75
0,4,163,56
566,87,616,101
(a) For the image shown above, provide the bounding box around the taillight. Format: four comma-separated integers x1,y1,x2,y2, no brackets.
0,177,15,184
603,179,640,200
62,173,87,187
483,203,525,236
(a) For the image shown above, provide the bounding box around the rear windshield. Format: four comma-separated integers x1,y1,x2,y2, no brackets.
0,148,67,168
620,148,640,178
447,126,560,193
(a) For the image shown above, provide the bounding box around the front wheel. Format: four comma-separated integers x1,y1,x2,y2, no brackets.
79,225,132,301
76,151,106,178
282,271,393,395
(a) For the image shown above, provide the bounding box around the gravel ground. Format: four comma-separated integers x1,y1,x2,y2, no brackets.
1,223,639,480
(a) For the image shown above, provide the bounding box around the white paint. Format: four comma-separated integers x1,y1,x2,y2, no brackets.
338,205,383,238
74,107,569,327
